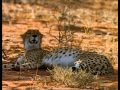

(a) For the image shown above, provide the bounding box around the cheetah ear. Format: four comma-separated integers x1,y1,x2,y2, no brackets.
39,32,45,37
40,33,44,37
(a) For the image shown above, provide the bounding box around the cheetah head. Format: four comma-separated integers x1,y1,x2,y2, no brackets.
21,29,43,51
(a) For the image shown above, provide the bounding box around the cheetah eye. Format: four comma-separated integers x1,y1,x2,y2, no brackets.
32,35,37,37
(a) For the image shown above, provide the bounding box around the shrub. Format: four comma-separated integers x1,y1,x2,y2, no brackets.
49,66,96,88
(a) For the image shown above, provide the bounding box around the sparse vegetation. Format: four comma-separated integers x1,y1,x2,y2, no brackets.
48,0,78,48
49,66,96,88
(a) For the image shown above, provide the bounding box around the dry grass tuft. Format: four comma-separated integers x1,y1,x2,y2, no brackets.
49,66,96,88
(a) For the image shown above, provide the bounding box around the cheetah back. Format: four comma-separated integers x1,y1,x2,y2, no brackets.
76,52,114,75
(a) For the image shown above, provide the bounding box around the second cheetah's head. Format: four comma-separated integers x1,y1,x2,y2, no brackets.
21,29,43,51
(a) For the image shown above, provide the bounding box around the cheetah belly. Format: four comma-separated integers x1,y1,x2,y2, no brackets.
42,50,79,67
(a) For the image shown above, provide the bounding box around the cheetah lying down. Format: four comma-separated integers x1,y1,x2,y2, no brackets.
2,29,114,75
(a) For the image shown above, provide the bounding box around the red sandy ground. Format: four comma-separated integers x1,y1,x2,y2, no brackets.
2,21,118,90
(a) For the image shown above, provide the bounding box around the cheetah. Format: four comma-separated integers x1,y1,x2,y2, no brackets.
2,29,48,70
2,29,114,75
41,49,114,75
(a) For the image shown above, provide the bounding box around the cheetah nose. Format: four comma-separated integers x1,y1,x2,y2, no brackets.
32,35,37,37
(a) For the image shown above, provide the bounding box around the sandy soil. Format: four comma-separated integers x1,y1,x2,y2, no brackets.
2,0,118,89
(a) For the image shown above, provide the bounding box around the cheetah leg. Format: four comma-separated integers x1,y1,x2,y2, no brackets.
15,62,38,70
2,63,15,70
2,55,25,70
